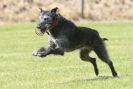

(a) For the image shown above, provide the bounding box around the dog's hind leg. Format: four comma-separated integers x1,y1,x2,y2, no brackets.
80,48,99,76
93,39,118,77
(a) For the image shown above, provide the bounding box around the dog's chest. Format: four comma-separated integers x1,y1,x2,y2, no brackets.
51,37,57,44
48,35,60,48
47,30,60,47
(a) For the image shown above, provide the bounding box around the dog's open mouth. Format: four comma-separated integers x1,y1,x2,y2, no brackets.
35,28,46,36
35,23,52,36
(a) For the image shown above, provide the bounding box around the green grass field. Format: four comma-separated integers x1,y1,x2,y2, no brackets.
0,22,133,89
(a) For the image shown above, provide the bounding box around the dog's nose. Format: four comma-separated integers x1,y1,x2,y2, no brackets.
37,24,41,29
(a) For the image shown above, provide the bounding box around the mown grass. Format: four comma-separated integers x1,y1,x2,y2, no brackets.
0,22,133,89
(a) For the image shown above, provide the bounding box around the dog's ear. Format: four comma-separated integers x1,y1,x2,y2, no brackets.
51,7,58,13
39,8,43,12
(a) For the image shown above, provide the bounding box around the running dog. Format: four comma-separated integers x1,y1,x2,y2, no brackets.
32,7,118,77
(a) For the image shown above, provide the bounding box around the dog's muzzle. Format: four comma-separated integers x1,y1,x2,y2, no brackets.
35,24,45,36
37,24,41,29
35,24,51,36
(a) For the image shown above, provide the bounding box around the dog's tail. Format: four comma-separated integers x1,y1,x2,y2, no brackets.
102,38,108,41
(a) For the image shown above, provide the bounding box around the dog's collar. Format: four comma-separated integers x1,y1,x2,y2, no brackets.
51,17,58,29
46,18,58,35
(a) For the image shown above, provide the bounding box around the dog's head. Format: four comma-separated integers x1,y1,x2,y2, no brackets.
36,7,59,35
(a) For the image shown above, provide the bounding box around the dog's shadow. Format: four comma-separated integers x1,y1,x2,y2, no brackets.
89,75,113,81
59,75,116,84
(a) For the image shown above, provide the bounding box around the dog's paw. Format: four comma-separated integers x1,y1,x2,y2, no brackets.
37,53,47,57
32,50,47,57
32,50,38,56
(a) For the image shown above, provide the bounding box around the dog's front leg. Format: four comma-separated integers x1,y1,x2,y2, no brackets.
49,39,67,56
33,47,64,57
51,48,64,56
32,46,54,57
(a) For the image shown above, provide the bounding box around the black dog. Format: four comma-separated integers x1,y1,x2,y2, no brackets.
33,7,118,77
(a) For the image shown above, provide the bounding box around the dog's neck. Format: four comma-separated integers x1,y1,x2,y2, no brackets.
46,19,58,36
46,24,59,37
51,18,58,29
46,15,68,38
46,15,63,36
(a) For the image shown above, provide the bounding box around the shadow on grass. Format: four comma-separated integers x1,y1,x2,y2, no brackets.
58,75,117,84
89,75,113,81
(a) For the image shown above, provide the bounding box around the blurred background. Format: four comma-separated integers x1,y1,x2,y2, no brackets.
0,0,133,23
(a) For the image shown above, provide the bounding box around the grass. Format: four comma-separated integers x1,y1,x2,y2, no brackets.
0,22,133,89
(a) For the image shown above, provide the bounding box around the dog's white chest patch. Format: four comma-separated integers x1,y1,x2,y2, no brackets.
49,36,60,48
52,38,60,48
47,31,60,48
51,37,57,44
